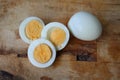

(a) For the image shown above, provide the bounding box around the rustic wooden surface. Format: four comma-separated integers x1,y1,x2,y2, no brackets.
0,0,120,80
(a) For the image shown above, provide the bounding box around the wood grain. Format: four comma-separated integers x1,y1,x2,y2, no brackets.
0,0,120,80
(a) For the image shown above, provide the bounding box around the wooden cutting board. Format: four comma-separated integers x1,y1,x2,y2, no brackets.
0,0,120,80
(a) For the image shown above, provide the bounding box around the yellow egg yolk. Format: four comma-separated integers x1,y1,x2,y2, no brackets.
25,20,43,40
49,27,66,46
34,44,52,63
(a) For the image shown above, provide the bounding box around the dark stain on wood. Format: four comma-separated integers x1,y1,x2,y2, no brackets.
76,51,96,61
0,70,25,80
0,70,13,80
40,76,52,80
17,53,27,58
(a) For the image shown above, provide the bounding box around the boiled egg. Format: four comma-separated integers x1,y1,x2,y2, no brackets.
68,11,102,41
41,22,70,51
28,38,56,68
19,17,45,44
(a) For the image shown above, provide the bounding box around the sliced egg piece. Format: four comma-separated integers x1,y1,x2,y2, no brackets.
41,22,70,51
19,17,45,44
28,38,56,68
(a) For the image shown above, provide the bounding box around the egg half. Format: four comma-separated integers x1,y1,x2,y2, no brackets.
68,11,102,41
28,38,56,68
41,22,70,51
19,17,45,44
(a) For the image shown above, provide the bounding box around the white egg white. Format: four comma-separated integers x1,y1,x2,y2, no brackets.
28,38,56,68
68,11,102,41
19,16,45,44
41,22,70,51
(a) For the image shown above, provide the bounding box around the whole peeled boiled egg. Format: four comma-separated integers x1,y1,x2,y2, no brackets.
68,11,102,41
41,22,70,51
19,16,45,44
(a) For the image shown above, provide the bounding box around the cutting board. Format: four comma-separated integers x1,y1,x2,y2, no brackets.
0,0,120,80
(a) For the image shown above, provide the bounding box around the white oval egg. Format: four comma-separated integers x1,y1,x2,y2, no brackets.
68,11,102,41
41,22,70,51
19,16,45,44
28,38,56,68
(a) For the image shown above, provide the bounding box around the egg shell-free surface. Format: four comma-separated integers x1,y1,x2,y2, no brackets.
68,11,102,41
41,22,70,51
19,17,45,44
28,38,56,68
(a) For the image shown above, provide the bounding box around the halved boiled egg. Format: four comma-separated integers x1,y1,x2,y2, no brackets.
19,17,45,44
41,22,70,51
28,38,56,68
